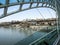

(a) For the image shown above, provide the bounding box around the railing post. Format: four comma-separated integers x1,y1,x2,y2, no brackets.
29,0,33,8
4,0,9,16
19,0,24,11
36,0,39,7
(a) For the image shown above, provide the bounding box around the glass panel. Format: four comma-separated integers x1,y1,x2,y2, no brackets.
46,0,49,2
0,0,5,4
43,0,47,2
39,0,42,2
43,4,46,6
38,3,42,6
32,3,37,7
47,4,49,6
17,0,23,3
33,0,37,2
9,0,17,3
0,8,4,16
22,4,30,9
7,5,19,13
24,0,30,2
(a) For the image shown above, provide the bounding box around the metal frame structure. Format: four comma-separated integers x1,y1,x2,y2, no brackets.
0,0,59,33
0,0,56,18
0,0,60,45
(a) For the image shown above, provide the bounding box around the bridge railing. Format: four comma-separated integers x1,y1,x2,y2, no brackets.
29,27,58,45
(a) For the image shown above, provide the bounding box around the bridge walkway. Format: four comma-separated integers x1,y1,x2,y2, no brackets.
15,30,48,45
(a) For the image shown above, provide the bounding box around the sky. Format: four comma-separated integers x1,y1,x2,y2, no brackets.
0,0,56,22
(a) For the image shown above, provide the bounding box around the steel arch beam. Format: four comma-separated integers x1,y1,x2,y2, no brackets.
0,0,56,19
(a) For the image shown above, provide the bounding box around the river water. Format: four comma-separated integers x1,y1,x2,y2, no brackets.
0,27,38,45
0,27,47,45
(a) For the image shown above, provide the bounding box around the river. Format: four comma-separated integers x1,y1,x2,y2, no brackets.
0,27,38,45
0,27,47,45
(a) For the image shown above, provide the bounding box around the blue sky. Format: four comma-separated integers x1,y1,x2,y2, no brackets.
0,0,56,22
